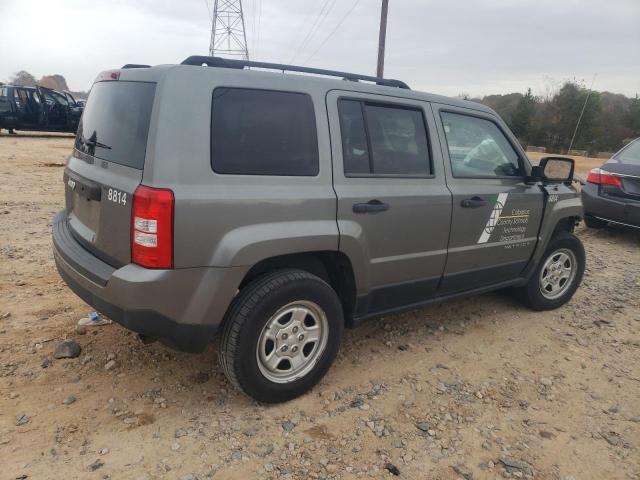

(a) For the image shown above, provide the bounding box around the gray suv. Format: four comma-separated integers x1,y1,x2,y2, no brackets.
52,56,585,402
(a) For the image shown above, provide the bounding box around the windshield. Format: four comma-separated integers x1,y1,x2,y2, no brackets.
613,139,640,165
75,81,156,169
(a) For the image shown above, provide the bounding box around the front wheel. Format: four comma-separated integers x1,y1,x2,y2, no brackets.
517,232,585,311
219,269,343,403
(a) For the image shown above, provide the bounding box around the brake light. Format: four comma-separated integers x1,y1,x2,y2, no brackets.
132,185,174,268
94,70,120,82
586,168,623,187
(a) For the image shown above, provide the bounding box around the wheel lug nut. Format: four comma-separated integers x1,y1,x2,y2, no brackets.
281,345,288,352
281,333,288,340
298,334,304,341
292,326,298,333
291,346,298,353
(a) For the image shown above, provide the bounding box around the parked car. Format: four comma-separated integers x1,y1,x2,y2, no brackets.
582,138,640,229
0,84,83,133
52,57,585,402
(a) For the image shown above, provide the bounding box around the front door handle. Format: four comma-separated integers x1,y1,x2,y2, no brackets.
353,199,390,214
460,196,487,208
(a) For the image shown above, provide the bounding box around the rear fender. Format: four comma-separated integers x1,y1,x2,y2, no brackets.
209,221,339,267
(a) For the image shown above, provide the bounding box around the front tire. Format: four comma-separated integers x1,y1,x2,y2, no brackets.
517,232,585,311
219,269,343,403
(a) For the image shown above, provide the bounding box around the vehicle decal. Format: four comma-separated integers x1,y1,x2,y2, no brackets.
478,193,508,243
477,193,533,245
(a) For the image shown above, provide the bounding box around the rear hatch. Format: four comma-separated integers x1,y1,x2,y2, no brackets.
64,78,156,266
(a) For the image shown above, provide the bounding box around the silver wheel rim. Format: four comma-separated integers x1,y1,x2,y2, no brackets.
539,248,577,300
256,300,329,384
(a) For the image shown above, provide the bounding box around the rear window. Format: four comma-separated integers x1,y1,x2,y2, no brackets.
211,88,319,176
75,81,156,169
614,139,640,165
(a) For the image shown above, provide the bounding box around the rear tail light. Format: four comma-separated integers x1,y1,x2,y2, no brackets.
586,168,622,188
131,185,174,269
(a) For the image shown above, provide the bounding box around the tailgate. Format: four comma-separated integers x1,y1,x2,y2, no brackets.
63,80,156,266
64,161,141,266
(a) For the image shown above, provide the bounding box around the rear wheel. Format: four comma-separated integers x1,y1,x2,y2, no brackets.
219,269,343,403
584,215,607,229
517,232,585,311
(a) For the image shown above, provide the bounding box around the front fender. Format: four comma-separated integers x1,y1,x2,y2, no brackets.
528,184,583,273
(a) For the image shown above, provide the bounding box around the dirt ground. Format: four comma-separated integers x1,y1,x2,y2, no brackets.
1,132,639,480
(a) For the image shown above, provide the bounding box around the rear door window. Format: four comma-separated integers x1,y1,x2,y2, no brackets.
338,99,431,176
75,81,156,169
337,99,370,174
211,88,319,176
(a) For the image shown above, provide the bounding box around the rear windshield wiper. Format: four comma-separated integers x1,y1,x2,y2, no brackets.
85,139,112,150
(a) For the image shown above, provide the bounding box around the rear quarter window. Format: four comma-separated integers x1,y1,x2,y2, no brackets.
0,87,10,113
211,88,319,176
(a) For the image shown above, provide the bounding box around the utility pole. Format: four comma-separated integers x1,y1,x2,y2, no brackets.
209,0,249,60
376,0,389,78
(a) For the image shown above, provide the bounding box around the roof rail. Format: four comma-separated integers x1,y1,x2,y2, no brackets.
122,64,151,69
180,56,410,90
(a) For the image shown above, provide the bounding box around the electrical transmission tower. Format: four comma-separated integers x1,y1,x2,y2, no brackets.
209,0,249,59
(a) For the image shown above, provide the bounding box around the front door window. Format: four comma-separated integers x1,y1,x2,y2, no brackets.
440,112,521,178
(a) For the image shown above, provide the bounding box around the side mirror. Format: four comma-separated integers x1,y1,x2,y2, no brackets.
539,156,575,185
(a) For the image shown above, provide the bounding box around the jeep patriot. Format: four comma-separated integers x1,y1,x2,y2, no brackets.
52,56,585,402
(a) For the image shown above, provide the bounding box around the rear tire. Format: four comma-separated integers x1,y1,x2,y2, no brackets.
584,215,607,229
517,232,585,311
219,269,343,403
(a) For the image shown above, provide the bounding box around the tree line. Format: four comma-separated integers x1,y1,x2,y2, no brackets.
473,81,640,156
4,70,88,99
5,71,639,155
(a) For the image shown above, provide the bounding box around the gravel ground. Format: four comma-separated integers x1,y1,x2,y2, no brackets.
1,132,639,480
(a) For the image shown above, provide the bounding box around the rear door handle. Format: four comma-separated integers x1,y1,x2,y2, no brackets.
460,196,487,208
353,199,390,214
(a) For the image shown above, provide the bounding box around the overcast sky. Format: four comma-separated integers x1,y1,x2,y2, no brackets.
0,0,638,97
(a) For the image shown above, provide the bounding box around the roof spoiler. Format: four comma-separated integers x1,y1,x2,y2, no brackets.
180,55,410,89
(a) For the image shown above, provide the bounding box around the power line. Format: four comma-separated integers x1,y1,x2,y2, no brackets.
288,0,336,64
285,0,332,64
203,0,212,21
302,0,362,66
568,73,597,153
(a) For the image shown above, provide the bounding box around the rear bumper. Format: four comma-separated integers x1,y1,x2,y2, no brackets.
52,211,245,352
581,183,640,228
